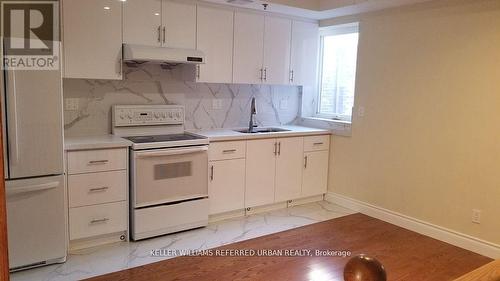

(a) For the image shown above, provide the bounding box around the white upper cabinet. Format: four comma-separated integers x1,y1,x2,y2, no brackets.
122,0,195,49
290,20,319,86
233,12,265,85
196,6,234,83
263,16,292,85
123,0,162,46
63,0,122,79
162,1,196,49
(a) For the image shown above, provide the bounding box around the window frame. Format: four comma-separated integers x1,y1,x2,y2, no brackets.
316,22,359,122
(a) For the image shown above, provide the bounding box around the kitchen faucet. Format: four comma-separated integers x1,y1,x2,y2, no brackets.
248,97,257,133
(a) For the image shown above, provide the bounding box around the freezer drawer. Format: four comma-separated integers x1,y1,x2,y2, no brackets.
6,175,67,270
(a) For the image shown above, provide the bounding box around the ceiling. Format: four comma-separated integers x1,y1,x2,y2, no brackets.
200,0,434,20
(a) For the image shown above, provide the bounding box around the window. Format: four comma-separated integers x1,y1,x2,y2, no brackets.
317,23,359,121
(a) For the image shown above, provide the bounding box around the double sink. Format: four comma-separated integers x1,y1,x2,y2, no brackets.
233,127,290,134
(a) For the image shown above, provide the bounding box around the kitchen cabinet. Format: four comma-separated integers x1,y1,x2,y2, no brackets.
196,6,234,83
209,159,246,215
245,139,276,207
162,1,196,49
208,141,246,215
263,16,292,85
233,11,293,85
123,0,196,49
123,0,162,46
246,137,305,207
66,147,128,250
275,137,304,202
233,11,265,85
62,0,122,79
290,20,319,86
302,135,330,197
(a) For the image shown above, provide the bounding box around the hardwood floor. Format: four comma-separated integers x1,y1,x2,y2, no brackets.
86,213,492,281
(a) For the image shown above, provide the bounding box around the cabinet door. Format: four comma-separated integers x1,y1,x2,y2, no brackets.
302,151,329,197
275,137,304,202
233,11,265,85
263,16,292,85
245,139,276,208
123,0,162,46
197,6,234,83
208,159,245,215
162,1,196,49
290,20,319,86
63,0,122,79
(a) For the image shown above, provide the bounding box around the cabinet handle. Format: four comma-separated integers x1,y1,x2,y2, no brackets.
222,149,237,154
304,156,308,168
88,160,109,165
264,68,267,81
90,218,109,225
163,27,166,44
313,142,324,146
210,165,214,181
273,142,277,156
196,65,201,79
260,68,264,81
157,26,161,43
278,142,281,156
89,186,109,193
290,70,294,83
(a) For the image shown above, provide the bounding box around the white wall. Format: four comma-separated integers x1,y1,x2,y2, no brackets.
324,0,500,245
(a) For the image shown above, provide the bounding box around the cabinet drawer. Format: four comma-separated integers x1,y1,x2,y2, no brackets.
68,148,127,174
68,170,127,208
209,141,246,161
69,201,127,241
303,135,330,152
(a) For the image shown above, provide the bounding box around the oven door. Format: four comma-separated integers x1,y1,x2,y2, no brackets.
132,146,208,208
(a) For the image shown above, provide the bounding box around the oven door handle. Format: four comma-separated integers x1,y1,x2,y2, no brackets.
136,146,208,158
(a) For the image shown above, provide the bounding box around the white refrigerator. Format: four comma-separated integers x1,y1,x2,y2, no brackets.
1,41,66,271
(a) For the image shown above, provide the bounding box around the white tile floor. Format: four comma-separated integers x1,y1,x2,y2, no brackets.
11,201,355,281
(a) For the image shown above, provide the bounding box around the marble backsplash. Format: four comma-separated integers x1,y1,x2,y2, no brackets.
63,64,301,137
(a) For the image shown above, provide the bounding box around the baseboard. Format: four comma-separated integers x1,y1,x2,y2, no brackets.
325,192,500,259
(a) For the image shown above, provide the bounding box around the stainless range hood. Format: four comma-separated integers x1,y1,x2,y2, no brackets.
123,44,205,65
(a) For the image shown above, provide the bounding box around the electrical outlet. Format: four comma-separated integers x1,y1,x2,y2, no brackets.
279,99,288,110
65,98,79,111
472,209,481,224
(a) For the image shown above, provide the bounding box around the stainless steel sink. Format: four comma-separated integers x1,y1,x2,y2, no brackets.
234,127,291,134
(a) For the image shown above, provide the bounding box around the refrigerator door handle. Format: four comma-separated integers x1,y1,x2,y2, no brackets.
6,181,59,196
6,70,19,165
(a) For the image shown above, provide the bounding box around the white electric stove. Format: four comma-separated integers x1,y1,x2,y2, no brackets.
112,105,209,241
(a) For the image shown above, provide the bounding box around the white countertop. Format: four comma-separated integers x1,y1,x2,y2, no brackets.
65,135,132,151
189,125,331,142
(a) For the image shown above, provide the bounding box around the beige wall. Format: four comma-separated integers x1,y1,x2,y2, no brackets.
326,0,500,245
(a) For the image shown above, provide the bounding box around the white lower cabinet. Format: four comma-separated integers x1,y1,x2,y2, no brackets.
208,134,330,215
66,148,128,250
245,139,277,208
302,136,330,197
209,159,245,214
275,137,304,202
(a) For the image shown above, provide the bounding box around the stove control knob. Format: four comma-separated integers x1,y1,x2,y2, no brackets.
168,112,173,118
154,112,160,118
161,112,166,118
127,113,133,119
176,112,181,118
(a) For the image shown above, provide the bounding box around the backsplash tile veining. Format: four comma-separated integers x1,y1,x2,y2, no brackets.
63,65,301,137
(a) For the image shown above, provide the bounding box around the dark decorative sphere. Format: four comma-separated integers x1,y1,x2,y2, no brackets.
344,254,387,281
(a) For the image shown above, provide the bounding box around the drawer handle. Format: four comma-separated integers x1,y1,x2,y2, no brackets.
89,218,109,225
313,142,324,146
89,186,109,193
222,149,237,154
88,160,109,165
